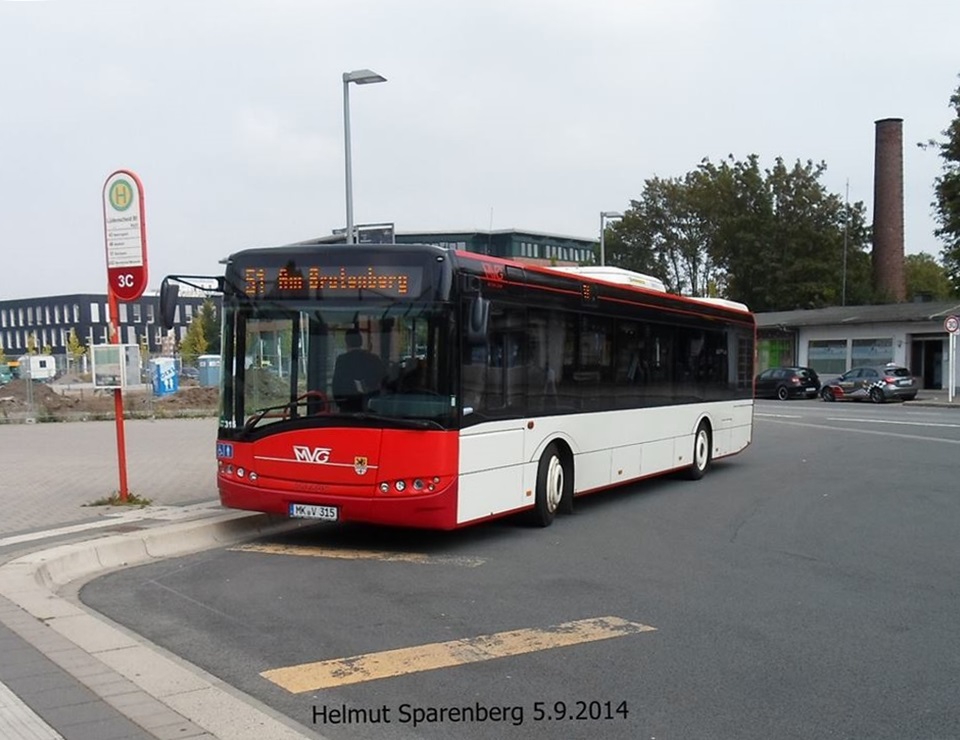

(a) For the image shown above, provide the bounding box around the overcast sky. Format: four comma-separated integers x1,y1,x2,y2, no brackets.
1,0,958,300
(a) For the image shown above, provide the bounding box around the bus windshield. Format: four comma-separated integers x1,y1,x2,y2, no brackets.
223,300,457,434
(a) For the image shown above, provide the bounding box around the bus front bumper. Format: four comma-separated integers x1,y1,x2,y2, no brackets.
218,477,460,530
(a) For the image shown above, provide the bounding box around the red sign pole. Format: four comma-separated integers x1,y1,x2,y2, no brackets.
107,291,130,502
102,170,149,504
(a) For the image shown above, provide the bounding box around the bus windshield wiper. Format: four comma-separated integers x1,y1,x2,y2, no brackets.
242,402,297,432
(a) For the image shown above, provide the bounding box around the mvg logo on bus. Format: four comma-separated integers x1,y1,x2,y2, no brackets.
292,446,333,464
481,263,504,284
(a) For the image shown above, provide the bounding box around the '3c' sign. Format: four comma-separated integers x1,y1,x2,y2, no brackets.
102,170,148,302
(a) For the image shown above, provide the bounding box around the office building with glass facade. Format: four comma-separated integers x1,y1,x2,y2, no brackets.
310,228,598,266
0,291,216,370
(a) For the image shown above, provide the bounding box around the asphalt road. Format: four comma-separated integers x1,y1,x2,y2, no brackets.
80,400,960,740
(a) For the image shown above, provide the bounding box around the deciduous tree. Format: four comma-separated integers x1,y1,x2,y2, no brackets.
904,252,955,300
179,316,208,366
608,155,872,311
930,74,960,293
66,328,86,370
198,299,220,355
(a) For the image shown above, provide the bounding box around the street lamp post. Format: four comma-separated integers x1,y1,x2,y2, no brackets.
342,68,387,245
599,210,623,266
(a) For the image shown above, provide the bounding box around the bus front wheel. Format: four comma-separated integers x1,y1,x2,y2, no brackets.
530,443,569,527
686,422,712,480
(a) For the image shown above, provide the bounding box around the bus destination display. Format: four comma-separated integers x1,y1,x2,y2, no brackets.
243,265,423,298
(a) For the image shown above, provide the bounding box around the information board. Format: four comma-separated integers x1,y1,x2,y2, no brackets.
103,170,149,301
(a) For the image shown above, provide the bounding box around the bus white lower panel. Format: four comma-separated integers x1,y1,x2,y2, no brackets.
572,449,611,494
457,401,753,523
610,445,642,483
638,438,677,479
458,425,526,524
574,438,675,492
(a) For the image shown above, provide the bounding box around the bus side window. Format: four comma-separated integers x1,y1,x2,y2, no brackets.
615,320,646,409
462,350,487,413
577,315,613,411
528,308,564,412
464,301,529,418
462,301,489,417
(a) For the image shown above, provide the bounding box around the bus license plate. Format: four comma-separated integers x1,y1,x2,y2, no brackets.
289,503,339,521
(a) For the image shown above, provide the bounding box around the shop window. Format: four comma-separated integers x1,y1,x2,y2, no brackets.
851,338,893,367
807,339,846,374
757,337,794,371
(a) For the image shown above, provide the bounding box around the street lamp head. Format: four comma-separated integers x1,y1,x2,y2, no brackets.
343,69,387,85
601,211,624,219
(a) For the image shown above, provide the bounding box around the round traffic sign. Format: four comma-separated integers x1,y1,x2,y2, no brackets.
945,315,960,334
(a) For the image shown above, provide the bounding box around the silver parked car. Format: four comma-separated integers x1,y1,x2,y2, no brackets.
820,364,917,403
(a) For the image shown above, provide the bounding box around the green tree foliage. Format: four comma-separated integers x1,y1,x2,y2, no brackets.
607,174,721,296
607,155,873,311
931,74,960,293
179,316,208,366
25,332,38,355
198,299,220,355
139,336,151,369
0,342,6,364
904,252,956,300
66,328,86,362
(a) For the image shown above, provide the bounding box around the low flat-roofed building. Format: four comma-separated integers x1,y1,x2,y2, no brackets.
756,300,960,391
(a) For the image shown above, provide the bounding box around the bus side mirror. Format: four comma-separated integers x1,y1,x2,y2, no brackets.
159,279,179,330
466,297,489,344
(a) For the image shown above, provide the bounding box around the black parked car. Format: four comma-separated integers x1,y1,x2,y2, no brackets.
755,366,821,400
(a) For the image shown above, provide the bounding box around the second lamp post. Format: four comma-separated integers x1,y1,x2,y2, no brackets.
342,68,387,245
599,210,623,266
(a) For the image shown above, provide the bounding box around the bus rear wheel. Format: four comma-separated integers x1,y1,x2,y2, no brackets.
530,443,568,527
685,422,712,480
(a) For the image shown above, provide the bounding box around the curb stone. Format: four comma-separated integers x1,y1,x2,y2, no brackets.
0,511,328,740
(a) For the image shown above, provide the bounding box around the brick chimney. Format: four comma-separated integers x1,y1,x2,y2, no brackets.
872,118,906,302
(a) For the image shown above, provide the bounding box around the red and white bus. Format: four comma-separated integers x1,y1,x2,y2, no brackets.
161,243,755,530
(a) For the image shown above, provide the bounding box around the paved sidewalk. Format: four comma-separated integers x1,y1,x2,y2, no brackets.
0,418,218,537
0,418,324,740
910,391,960,407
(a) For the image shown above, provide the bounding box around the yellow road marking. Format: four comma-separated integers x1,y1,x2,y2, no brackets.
228,542,484,567
261,616,656,693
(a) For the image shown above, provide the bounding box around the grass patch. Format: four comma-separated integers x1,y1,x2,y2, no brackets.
84,492,152,507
